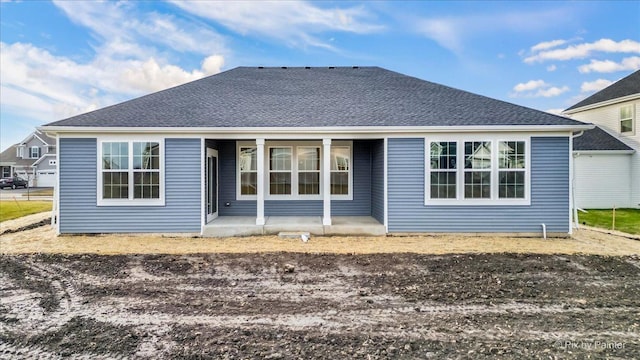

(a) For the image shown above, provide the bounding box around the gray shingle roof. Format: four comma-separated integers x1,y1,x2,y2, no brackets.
573,126,634,151
0,144,37,167
46,66,584,128
565,70,640,112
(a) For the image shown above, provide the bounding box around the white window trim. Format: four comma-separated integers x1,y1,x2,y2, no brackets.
236,140,353,201
424,136,531,206
620,104,635,135
97,137,165,206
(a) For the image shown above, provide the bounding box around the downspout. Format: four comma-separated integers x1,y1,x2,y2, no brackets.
571,131,585,231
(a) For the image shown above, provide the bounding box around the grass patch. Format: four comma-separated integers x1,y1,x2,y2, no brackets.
0,200,52,222
579,208,640,235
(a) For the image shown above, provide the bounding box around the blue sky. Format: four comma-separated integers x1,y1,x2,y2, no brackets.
1,0,639,151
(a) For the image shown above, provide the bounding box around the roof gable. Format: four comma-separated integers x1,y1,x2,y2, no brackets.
565,70,640,112
45,66,584,129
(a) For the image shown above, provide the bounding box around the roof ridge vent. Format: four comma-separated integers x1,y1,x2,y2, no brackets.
281,66,288,69
258,66,264,69
305,66,311,69
328,66,335,69
352,66,359,69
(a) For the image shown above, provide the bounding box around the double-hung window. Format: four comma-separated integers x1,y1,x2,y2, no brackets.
426,137,529,205
620,105,634,134
498,141,526,199
30,146,40,159
98,139,164,206
269,147,292,195
239,147,257,195
429,142,457,199
330,146,350,196
298,147,320,195
464,141,492,199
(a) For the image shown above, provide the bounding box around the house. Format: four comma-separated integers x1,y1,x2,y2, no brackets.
40,66,591,236
0,129,57,187
563,70,639,209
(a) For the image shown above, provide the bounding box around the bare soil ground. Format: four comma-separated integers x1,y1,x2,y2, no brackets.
1,213,639,256
1,253,639,358
1,218,639,359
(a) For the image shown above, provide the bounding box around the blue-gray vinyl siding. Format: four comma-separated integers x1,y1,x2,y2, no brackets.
387,137,570,233
218,140,373,217
59,138,201,233
371,139,385,224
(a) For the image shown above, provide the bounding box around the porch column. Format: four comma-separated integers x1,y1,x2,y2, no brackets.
322,138,332,225
256,138,265,226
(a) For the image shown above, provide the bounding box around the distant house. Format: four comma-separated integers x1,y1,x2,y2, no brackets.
0,129,57,187
41,66,590,236
563,70,639,209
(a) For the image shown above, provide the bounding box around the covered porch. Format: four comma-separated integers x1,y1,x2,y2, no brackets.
202,138,386,236
203,216,386,237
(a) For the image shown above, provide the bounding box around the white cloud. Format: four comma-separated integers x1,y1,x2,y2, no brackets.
536,86,569,97
0,41,224,122
524,38,640,63
578,56,640,73
545,108,565,115
580,79,613,93
168,0,383,50
1,1,228,129
531,39,567,52
546,64,557,72
52,0,227,56
121,55,223,93
510,79,568,98
513,80,548,92
415,8,570,54
416,18,463,53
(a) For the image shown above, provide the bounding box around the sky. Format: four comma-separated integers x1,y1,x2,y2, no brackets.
1,0,639,151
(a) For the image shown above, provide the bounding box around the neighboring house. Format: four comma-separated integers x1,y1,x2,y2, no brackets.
0,129,57,187
563,70,639,209
41,66,591,236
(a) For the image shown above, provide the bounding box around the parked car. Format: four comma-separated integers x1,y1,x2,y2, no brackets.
0,177,29,189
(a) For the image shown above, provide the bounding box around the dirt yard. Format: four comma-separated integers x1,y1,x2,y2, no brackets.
1,253,638,358
1,217,639,359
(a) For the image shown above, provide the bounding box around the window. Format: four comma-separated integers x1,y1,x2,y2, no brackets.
298,147,320,195
464,141,491,199
426,138,530,205
269,147,292,195
330,146,350,195
17,147,24,158
429,142,457,199
98,139,163,206
1,167,10,178
239,147,257,195
237,141,352,200
498,141,525,199
620,105,634,134
30,146,40,159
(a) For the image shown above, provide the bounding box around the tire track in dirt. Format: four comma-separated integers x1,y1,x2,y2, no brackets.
2,254,639,359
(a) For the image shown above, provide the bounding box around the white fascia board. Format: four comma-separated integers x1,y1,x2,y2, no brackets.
40,124,595,138
563,94,640,115
573,150,635,155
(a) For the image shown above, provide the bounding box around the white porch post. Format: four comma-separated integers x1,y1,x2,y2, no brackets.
256,138,265,226
322,138,332,225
